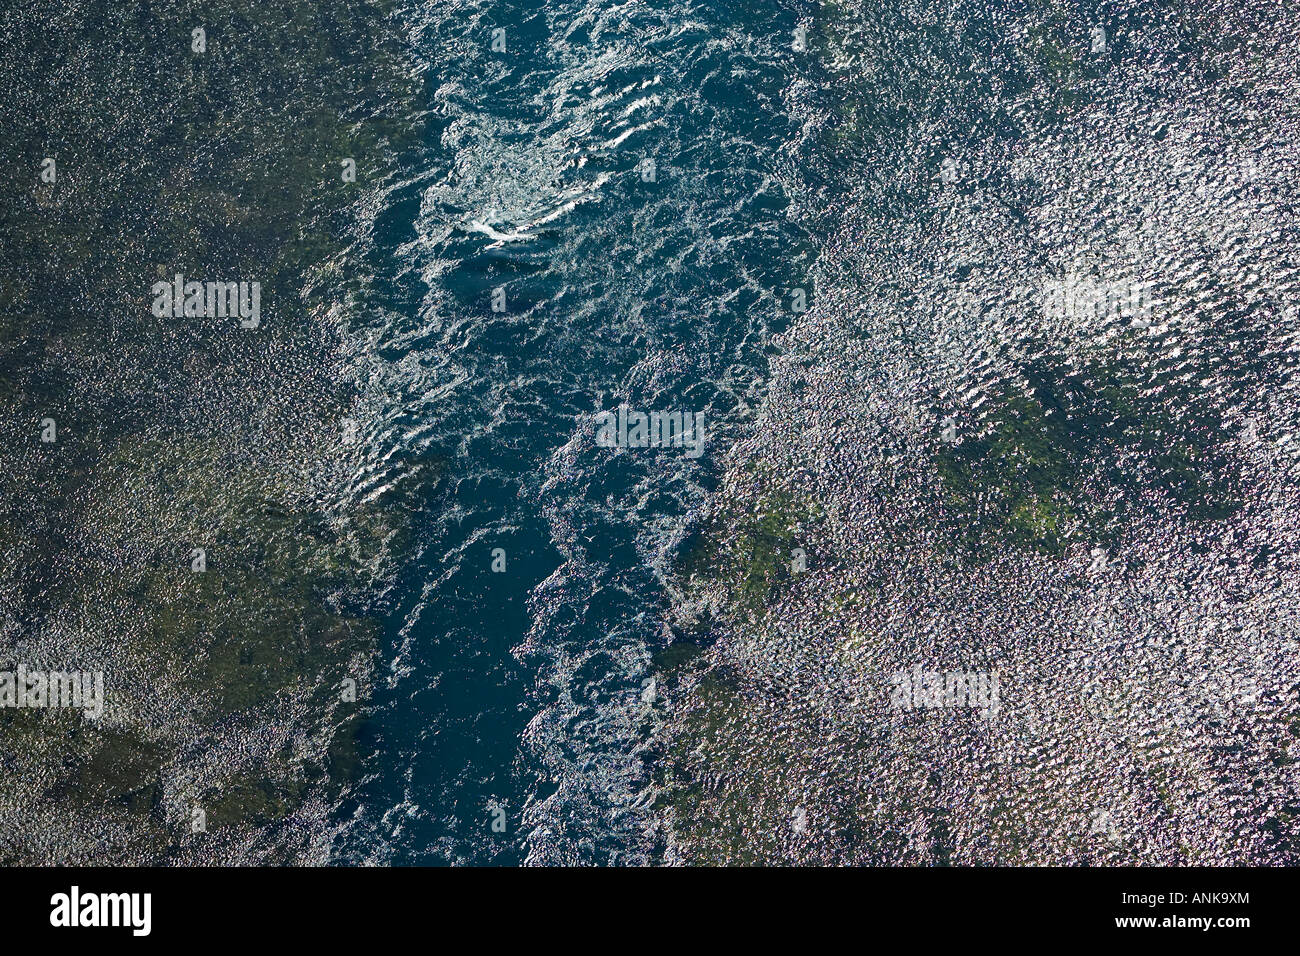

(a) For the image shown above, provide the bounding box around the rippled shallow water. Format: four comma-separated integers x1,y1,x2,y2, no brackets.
658,0,1300,865
1,0,1297,865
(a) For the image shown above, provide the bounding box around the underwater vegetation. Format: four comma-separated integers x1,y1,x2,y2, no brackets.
0,0,419,863
934,344,1242,556
679,464,825,622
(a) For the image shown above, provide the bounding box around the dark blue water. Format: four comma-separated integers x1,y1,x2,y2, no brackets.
330,0,814,864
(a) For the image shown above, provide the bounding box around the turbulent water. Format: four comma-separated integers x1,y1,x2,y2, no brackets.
329,0,812,865
1,0,1298,865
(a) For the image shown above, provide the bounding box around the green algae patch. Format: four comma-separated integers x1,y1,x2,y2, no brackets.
681,467,825,621
52,723,167,816
656,663,888,865
204,772,308,830
655,671,797,865
657,477,833,862
935,351,1241,557
936,387,1083,555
